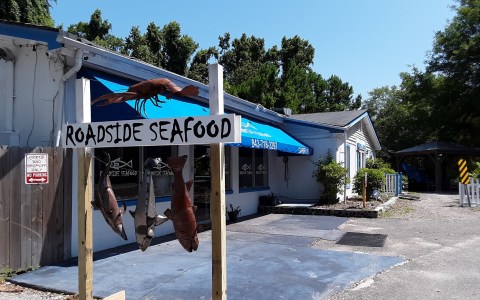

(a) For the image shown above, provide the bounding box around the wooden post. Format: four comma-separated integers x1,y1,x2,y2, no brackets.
76,78,94,300
209,63,227,300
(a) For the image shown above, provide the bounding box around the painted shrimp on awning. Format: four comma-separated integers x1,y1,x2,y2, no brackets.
92,78,199,116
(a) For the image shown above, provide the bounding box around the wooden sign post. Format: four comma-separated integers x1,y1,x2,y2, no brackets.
75,78,94,300
209,64,227,299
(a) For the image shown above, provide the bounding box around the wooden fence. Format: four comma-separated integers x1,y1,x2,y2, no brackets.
382,173,402,196
459,178,480,207
0,147,72,270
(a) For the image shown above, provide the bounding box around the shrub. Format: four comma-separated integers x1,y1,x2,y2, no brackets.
353,168,385,199
366,158,390,170
472,161,480,180
366,158,395,174
312,151,348,205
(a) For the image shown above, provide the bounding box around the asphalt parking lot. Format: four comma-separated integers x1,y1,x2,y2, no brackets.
9,214,402,299
8,192,479,300
323,193,480,300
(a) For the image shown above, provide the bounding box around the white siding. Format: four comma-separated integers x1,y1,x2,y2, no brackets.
0,40,64,147
345,119,376,197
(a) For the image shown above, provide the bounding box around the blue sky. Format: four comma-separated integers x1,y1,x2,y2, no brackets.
51,0,456,99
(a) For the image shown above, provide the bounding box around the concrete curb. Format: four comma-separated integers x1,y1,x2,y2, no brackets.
259,196,399,219
375,196,399,213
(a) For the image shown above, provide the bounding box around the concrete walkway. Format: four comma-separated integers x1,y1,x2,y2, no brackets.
10,214,403,299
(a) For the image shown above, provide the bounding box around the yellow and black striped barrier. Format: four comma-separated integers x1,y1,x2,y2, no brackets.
458,158,471,207
458,159,470,185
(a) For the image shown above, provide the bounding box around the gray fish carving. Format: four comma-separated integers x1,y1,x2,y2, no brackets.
130,157,168,251
92,152,128,240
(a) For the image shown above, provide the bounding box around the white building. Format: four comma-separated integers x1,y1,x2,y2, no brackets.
0,21,380,254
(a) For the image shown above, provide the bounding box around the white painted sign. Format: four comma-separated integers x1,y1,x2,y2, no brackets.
61,114,241,148
25,153,49,184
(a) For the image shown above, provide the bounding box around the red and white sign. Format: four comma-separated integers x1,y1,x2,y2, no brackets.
25,153,49,184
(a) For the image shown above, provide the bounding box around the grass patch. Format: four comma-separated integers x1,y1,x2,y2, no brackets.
0,268,16,283
0,266,39,283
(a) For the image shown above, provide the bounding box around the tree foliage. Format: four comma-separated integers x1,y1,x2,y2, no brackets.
67,9,124,52
122,21,198,76
365,0,480,163
214,33,359,113
59,9,360,113
0,0,55,27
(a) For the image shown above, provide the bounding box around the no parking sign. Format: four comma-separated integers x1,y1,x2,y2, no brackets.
25,153,49,184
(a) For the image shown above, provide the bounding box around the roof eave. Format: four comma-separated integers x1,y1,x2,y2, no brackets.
57,35,285,123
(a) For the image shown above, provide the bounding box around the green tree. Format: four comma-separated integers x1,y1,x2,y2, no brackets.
219,33,268,84
67,9,124,52
145,22,162,66
187,47,219,83
160,21,197,76
218,33,279,106
123,26,153,63
279,35,315,75
323,75,356,112
0,0,55,27
123,21,197,76
425,0,480,147
363,86,400,121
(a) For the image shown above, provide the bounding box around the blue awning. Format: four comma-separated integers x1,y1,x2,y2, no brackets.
83,69,312,155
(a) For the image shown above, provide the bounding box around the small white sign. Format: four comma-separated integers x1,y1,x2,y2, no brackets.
25,153,49,184
61,114,241,148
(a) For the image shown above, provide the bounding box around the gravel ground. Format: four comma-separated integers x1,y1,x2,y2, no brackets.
0,281,76,299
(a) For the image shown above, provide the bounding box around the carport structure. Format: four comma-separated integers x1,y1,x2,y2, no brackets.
395,141,480,192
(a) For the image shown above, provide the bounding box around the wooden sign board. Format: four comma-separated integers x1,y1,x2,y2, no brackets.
61,114,241,148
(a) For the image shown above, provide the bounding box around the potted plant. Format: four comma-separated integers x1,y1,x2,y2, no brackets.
259,192,281,206
227,204,241,222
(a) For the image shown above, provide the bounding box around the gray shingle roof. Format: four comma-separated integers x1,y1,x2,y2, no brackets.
291,109,368,127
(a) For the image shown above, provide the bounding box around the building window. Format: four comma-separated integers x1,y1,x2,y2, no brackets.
144,146,177,197
357,150,365,170
346,144,351,178
356,143,367,170
225,147,232,190
94,147,140,201
239,148,268,189
94,146,179,201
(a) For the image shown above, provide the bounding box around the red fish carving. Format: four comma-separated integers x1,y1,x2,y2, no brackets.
165,155,199,252
92,152,128,240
